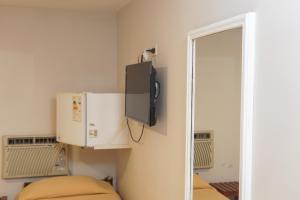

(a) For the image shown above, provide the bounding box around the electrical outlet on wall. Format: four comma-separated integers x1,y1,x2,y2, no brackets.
222,163,233,168
143,45,158,61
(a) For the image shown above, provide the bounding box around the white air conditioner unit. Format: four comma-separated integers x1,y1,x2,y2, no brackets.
2,135,68,179
194,131,214,169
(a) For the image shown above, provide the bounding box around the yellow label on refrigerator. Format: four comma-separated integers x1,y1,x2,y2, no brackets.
72,96,82,122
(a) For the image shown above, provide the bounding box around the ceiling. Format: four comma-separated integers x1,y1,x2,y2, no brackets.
0,0,131,12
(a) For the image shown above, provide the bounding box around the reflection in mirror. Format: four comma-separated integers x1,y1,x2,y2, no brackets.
193,28,242,200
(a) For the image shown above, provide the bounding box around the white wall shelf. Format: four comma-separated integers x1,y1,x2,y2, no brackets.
94,144,131,150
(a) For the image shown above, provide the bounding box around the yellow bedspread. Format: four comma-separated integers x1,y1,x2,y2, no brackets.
193,174,228,200
17,176,121,200
38,194,121,200
193,188,229,200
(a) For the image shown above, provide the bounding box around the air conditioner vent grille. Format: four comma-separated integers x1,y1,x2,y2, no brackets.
7,136,57,145
2,135,68,179
194,132,214,169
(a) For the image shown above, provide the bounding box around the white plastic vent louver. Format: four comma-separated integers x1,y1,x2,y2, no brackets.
194,132,214,169
2,135,69,179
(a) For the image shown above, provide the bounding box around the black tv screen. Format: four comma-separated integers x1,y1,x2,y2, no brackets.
125,61,157,126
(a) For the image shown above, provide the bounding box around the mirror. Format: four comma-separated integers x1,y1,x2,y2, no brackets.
192,28,242,200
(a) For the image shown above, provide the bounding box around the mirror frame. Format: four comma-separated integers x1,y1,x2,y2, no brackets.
185,13,256,200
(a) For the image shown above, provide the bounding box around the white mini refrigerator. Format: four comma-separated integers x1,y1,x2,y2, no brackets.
57,93,129,149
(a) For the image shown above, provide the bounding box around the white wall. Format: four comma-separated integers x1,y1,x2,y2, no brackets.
117,0,300,199
194,28,242,182
0,7,118,199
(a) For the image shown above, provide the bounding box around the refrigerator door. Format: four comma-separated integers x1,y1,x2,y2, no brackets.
86,93,129,148
57,93,86,146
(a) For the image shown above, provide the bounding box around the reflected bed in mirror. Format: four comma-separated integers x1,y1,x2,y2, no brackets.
193,174,229,200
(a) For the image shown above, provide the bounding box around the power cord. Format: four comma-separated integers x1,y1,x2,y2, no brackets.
141,54,144,63
126,118,145,143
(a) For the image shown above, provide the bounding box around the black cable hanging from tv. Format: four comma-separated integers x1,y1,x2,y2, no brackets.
126,118,145,143
127,53,146,143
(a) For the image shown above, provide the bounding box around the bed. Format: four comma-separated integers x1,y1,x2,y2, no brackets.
17,176,121,200
193,174,229,200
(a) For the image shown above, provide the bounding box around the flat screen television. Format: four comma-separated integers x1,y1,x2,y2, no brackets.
125,61,159,126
